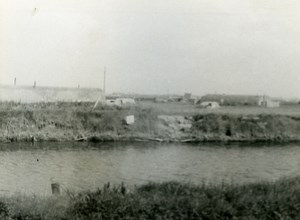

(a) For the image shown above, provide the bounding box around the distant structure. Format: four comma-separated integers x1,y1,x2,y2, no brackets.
183,93,192,100
258,96,280,108
182,92,198,104
199,101,220,109
155,97,169,103
0,85,103,103
200,94,281,107
200,94,261,106
106,98,135,106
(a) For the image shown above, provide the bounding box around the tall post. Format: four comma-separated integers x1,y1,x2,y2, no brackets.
103,67,106,96
14,77,16,86
51,183,60,195
92,66,106,110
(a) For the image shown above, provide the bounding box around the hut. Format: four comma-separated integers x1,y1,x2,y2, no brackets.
106,98,135,106
200,94,261,106
199,101,220,109
258,96,280,107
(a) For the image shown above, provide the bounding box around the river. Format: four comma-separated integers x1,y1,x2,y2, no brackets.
0,142,299,195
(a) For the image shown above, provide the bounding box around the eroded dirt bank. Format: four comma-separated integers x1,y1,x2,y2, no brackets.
1,102,300,143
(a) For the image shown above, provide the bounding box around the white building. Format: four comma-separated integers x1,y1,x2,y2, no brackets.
258,96,280,108
199,101,220,109
106,98,135,106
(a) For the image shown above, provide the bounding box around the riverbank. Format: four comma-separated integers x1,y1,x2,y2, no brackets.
1,102,300,143
1,177,300,219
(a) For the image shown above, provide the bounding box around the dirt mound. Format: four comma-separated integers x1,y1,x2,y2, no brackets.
157,115,192,140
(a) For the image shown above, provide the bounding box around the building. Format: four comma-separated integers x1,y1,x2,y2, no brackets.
200,94,261,106
155,97,168,103
199,101,220,109
116,98,135,105
106,98,135,106
258,96,280,107
183,93,192,100
0,85,103,103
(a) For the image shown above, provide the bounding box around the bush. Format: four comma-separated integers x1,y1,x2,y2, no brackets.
0,201,8,218
1,178,300,219
65,178,300,220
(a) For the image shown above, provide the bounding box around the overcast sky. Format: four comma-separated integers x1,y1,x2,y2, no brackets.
1,0,300,98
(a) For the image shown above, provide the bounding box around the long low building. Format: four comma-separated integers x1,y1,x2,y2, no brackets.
0,85,104,103
200,94,280,107
200,94,262,106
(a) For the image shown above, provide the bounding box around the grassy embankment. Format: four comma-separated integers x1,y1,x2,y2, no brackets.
0,102,158,142
189,114,300,142
1,178,300,219
1,101,300,142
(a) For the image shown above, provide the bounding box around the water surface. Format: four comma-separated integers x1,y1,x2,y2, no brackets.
0,142,299,195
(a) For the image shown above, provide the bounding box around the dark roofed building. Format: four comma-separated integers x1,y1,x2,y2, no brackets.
200,94,261,106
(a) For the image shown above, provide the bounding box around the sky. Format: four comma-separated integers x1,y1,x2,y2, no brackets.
1,0,300,98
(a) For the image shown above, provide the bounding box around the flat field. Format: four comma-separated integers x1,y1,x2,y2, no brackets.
138,101,300,116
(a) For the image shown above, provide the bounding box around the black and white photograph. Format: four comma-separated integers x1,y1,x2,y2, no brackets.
1,0,300,219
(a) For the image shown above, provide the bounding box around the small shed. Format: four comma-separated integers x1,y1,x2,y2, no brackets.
258,96,280,108
106,98,135,106
116,98,135,105
199,101,220,109
200,94,260,106
183,93,192,100
106,99,117,106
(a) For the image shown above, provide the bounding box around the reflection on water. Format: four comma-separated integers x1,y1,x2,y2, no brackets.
0,142,299,195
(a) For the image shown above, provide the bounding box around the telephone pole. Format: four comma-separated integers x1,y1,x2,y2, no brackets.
93,66,106,110
103,67,106,96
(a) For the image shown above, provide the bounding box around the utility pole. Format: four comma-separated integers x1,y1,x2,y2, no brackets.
103,67,106,96
92,66,106,111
